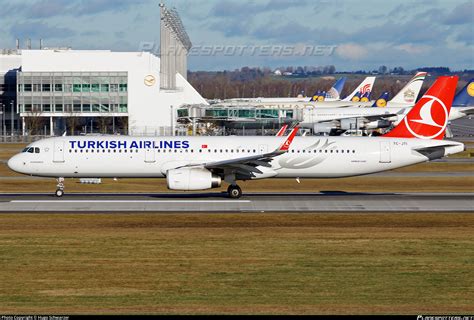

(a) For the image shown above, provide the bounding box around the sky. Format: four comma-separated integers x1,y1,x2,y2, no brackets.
0,0,472,71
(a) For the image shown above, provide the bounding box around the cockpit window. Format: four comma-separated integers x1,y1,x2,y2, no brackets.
27,148,34,153
22,148,29,153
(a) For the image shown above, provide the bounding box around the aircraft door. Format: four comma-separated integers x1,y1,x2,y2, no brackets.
53,141,65,163
379,141,391,163
145,148,156,163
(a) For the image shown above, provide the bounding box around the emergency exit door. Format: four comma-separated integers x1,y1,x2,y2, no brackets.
145,148,156,163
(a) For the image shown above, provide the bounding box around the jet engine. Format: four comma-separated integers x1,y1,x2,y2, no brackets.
166,167,221,191
365,120,392,129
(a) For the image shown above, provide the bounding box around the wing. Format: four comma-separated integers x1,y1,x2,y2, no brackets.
176,127,299,177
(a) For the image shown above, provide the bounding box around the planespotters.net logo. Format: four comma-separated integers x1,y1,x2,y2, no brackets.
405,95,449,139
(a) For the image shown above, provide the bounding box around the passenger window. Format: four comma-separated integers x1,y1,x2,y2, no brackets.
34,147,40,153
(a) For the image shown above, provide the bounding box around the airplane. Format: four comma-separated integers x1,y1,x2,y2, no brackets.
221,77,348,104
448,78,474,120
236,73,424,111
8,76,463,199
309,77,347,102
304,77,473,134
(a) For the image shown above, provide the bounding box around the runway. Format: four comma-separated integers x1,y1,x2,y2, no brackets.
0,192,472,213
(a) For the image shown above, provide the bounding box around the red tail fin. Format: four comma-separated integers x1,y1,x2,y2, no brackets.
383,76,458,140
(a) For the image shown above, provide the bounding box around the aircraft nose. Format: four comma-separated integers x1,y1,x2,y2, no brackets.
7,155,25,174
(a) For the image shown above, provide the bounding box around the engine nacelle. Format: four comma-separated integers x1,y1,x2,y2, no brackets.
312,122,335,134
166,167,221,191
340,118,359,130
365,120,392,129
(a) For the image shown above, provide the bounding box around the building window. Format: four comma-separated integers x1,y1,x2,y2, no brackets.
110,84,118,92
101,84,109,92
73,104,81,112
24,84,32,92
83,104,91,112
119,84,128,92
119,104,128,112
43,104,51,112
91,84,100,92
42,84,51,92
55,104,63,112
54,84,63,92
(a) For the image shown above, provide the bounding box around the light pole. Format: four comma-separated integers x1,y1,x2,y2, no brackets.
10,100,14,136
2,103,5,137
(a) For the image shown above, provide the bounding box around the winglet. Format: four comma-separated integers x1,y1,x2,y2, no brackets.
275,124,288,137
279,126,299,151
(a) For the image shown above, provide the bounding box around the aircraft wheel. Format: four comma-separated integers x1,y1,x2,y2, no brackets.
228,185,242,199
55,189,64,197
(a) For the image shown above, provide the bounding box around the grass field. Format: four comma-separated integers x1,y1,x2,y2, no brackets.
0,213,472,314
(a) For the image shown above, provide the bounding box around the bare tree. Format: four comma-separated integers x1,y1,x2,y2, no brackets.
65,106,80,135
24,106,45,135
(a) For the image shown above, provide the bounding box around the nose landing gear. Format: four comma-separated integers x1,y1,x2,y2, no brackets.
55,177,65,197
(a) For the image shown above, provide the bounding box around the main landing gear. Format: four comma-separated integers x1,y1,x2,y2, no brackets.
55,177,65,197
227,184,242,199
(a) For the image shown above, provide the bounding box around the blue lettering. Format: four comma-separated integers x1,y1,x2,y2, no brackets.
144,141,152,149
182,141,189,149
118,141,126,149
78,141,86,149
96,141,104,149
110,141,117,149
174,141,181,148
164,141,173,149
87,141,95,149
69,141,76,148
130,141,139,149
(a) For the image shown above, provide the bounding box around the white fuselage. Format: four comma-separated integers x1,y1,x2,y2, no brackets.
302,105,470,128
8,136,464,180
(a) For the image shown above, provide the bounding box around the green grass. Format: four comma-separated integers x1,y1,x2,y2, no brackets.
0,213,472,314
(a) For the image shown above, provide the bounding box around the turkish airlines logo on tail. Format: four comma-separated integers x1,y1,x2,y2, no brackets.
405,95,448,139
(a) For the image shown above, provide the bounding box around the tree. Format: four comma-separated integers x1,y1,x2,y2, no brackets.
378,65,388,74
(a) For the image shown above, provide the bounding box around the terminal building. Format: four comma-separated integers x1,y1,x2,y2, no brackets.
0,4,206,137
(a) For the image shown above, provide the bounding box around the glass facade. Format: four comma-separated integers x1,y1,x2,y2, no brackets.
17,71,128,114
